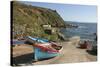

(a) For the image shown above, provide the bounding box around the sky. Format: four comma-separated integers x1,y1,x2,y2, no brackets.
20,1,97,23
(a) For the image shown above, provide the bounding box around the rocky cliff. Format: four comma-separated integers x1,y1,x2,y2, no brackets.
12,1,66,41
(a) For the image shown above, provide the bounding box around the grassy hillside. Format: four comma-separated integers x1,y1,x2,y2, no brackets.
12,1,66,41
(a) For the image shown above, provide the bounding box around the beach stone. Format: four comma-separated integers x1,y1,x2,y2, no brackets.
69,36,80,46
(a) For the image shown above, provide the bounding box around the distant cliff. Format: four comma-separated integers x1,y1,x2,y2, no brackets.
12,1,67,41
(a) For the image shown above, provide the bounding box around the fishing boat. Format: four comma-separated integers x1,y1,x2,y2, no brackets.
33,43,63,61
25,36,49,44
25,36,63,60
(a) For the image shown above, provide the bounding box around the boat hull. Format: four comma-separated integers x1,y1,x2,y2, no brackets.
34,47,61,60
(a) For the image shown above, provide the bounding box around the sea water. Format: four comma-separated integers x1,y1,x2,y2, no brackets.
60,22,97,41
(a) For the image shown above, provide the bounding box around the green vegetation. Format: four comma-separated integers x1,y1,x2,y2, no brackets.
12,1,66,41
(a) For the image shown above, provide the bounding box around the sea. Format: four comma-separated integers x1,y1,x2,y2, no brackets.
60,22,97,42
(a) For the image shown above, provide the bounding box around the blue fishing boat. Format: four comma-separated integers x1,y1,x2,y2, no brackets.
25,36,63,60
33,43,63,61
25,36,49,43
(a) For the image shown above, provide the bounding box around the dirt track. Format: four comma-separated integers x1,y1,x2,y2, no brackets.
50,42,97,64
32,41,97,65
